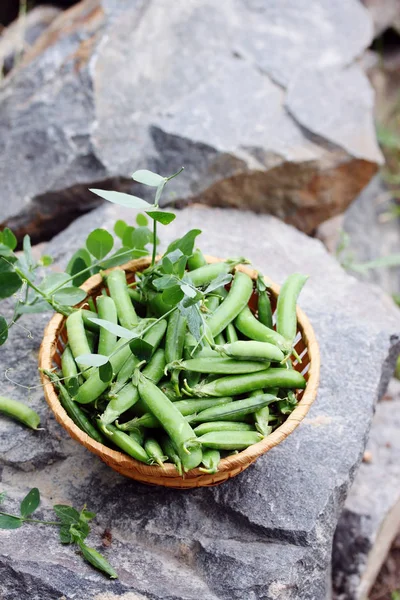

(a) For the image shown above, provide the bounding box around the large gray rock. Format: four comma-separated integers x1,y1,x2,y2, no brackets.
0,205,399,600
332,379,400,600
0,0,381,242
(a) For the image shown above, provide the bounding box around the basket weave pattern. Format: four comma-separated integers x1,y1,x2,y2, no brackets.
39,257,320,489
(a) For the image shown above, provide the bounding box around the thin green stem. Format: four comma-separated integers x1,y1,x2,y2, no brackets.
0,511,59,525
151,219,157,267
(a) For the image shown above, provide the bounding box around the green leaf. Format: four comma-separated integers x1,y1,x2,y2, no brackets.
153,275,178,291
0,244,15,258
88,318,135,340
136,214,148,227
86,229,114,260
66,376,79,397
100,247,148,269
80,509,96,523
90,189,152,210
40,255,53,267
179,304,202,342
75,354,109,368
0,514,22,529
165,229,201,257
53,287,87,306
155,180,167,206
204,273,233,294
3,228,17,251
180,283,197,298
132,169,165,187
59,524,73,544
0,316,8,346
74,520,90,541
114,220,128,239
99,361,113,383
123,226,152,250
20,488,40,518
66,249,92,286
16,301,50,315
40,273,70,294
78,540,118,579
162,285,184,306
174,255,188,279
146,210,176,225
129,338,153,361
0,272,22,299
53,505,81,524
161,256,173,274
22,235,34,268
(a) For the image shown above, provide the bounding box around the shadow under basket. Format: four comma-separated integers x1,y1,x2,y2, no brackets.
39,256,320,489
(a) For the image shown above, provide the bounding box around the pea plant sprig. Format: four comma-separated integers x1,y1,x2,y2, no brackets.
0,488,117,578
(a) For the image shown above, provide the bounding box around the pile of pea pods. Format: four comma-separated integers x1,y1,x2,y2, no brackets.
46,250,308,476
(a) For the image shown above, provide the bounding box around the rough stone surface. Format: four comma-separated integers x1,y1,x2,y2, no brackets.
0,205,399,600
332,379,400,600
362,0,400,36
0,0,381,241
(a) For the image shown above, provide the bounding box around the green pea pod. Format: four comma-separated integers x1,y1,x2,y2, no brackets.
165,310,187,395
204,295,220,313
129,349,166,415
188,368,306,397
61,345,82,387
144,438,168,467
207,271,254,337
276,273,308,343
129,427,144,446
66,310,92,379
81,309,100,332
96,295,118,356
97,421,150,464
188,248,207,270
257,290,273,329
0,396,40,430
235,306,291,353
101,382,140,425
225,323,238,344
188,259,245,288
42,371,103,443
253,387,278,436
214,332,225,345
215,340,284,363
160,435,183,476
194,421,255,436
137,373,202,472
77,540,118,579
106,269,138,329
173,357,269,375
120,397,233,430
108,354,141,397
189,394,278,423
199,449,220,474
143,319,167,354
197,431,263,450
128,287,145,306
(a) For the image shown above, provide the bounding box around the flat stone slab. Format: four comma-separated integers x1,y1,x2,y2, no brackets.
332,378,400,600
0,205,399,600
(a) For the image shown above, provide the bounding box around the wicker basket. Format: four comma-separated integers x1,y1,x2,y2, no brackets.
39,256,320,489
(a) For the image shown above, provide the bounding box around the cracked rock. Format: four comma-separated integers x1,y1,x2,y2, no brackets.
0,205,399,599
0,0,382,242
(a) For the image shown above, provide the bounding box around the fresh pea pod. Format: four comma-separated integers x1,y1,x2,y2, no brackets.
137,373,202,471
106,269,138,329
43,371,104,443
61,345,81,388
97,420,150,463
276,273,308,343
165,310,187,394
121,397,233,430
214,332,225,345
108,354,140,397
129,427,144,446
194,421,255,436
188,368,306,397
144,438,168,467
143,319,167,354
253,387,278,436
207,271,254,337
66,310,92,379
101,382,140,425
215,340,284,363
188,259,245,288
199,449,220,474
96,295,118,356
188,248,207,270
257,290,273,329
81,309,100,332
204,295,219,313
0,396,40,430
172,357,269,375
74,338,133,404
130,349,167,415
78,540,118,579
225,323,238,344
235,306,291,353
189,394,278,423
160,435,183,476
128,287,145,306
197,431,263,450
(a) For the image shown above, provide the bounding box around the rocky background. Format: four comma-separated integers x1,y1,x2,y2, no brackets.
0,1,399,599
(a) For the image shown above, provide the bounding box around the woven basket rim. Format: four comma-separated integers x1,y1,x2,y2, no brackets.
39,256,320,486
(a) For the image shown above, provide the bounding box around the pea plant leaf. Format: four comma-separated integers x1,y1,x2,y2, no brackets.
132,169,165,187
22,235,34,269
162,285,184,306
0,514,22,529
153,275,178,291
20,487,40,518
100,247,148,269
114,219,128,239
66,249,92,287
0,316,8,346
16,301,50,315
0,271,22,299
75,354,110,368
204,273,233,294
86,229,114,260
2,228,17,251
99,361,113,383
88,318,135,340
53,287,87,306
66,376,80,397
40,255,53,267
129,338,153,361
53,505,81,524
123,226,152,250
89,189,152,210
180,283,197,298
136,214,148,227
146,210,176,225
165,229,201,257
59,524,73,544
40,273,70,294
